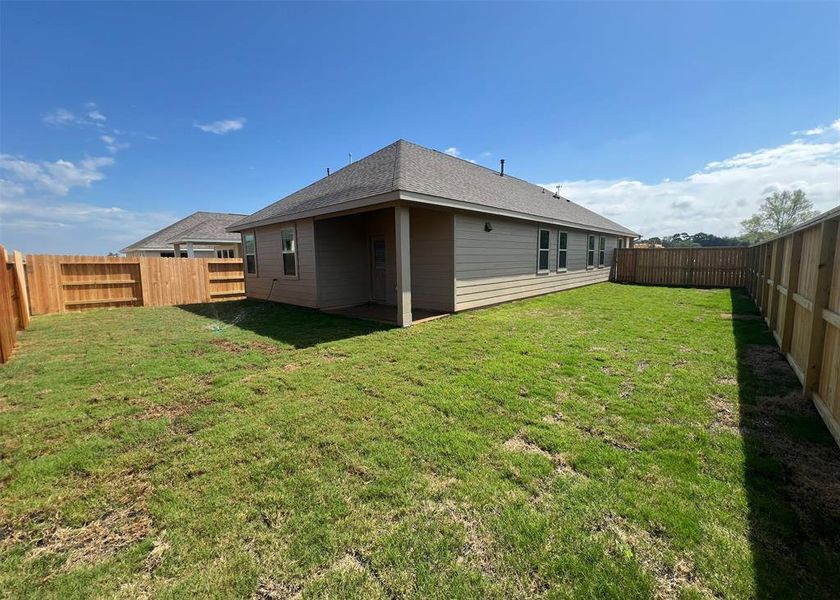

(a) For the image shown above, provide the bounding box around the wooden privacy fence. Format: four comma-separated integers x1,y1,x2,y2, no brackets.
0,250,245,363
24,254,245,315
747,207,840,446
613,247,747,287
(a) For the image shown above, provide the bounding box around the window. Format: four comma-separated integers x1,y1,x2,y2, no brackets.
159,251,187,258
217,249,234,259
281,227,297,277
598,236,606,267
618,238,625,249
244,232,257,274
557,231,568,271
538,228,550,272
587,235,595,268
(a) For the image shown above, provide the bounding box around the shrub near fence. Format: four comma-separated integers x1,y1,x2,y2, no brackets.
746,207,840,446
613,247,747,287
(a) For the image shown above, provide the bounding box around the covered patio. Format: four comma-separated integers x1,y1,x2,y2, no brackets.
314,204,454,327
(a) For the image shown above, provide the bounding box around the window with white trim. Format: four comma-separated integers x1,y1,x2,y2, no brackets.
618,238,625,249
587,235,595,267
216,249,235,258
557,231,568,271
598,236,606,267
538,228,550,272
281,227,297,277
244,232,257,275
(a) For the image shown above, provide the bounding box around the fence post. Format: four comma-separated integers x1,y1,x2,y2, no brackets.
780,232,803,354
11,251,30,328
138,258,149,307
803,218,839,397
769,239,785,334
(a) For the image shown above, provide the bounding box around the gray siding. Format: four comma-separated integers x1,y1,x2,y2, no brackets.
410,208,454,311
315,214,369,308
454,212,617,311
245,219,317,307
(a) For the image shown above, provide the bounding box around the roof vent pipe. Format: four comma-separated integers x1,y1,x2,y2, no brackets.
500,159,505,177
327,167,330,176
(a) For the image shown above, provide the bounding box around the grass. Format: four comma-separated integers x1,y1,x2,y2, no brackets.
0,283,838,598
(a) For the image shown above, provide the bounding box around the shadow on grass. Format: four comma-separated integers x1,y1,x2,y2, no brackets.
729,288,840,598
178,299,392,349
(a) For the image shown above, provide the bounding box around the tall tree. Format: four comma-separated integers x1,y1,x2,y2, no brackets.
740,190,818,242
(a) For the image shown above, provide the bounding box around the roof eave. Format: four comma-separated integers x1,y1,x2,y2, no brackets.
228,189,638,238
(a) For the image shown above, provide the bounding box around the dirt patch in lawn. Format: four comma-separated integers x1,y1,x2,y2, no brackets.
709,394,738,434
211,339,284,355
740,344,790,378
504,434,584,476
211,339,247,354
137,397,213,420
720,312,763,321
578,425,640,452
593,512,711,599
2,469,156,572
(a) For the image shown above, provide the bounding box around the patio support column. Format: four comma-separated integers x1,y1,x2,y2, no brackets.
395,205,412,327
186,242,195,258
173,243,181,258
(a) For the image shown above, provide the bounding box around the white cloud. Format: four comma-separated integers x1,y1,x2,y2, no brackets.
444,147,461,157
99,135,130,154
541,121,840,237
0,198,178,254
194,117,246,135
0,151,174,254
43,104,107,128
791,118,840,137
0,154,114,196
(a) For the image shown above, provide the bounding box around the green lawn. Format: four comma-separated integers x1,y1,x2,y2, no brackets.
1,284,838,598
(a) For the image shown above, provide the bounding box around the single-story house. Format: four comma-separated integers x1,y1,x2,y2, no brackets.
228,140,638,326
122,211,246,258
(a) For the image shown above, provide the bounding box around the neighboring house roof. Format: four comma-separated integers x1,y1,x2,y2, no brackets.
122,211,247,253
229,139,638,237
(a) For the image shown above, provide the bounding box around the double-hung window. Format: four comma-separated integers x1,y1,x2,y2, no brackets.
217,249,234,259
587,235,595,268
244,232,257,275
598,236,606,267
538,228,550,272
557,231,568,272
281,227,297,277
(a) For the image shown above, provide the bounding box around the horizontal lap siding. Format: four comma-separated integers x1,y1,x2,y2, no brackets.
454,213,615,311
315,215,369,308
246,219,317,307
410,208,454,312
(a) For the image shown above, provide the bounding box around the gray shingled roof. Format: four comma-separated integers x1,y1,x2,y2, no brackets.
122,211,247,252
229,140,638,236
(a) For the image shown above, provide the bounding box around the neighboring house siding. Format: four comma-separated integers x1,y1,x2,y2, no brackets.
246,219,317,307
453,212,617,311
410,207,454,312
315,214,369,308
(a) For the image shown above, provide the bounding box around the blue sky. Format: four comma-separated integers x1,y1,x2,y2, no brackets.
1,1,838,254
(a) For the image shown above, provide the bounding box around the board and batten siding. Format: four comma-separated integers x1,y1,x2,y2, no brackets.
244,219,317,307
410,208,454,312
453,212,617,311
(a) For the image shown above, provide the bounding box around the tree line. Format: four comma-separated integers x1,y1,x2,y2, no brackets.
637,189,820,247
